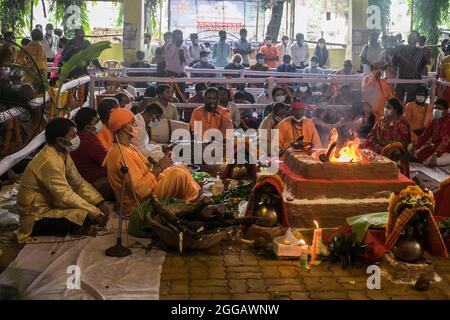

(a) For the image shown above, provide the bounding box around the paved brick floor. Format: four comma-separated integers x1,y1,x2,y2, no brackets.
159,241,450,300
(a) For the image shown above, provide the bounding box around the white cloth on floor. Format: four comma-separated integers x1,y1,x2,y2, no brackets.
0,214,165,300
423,153,450,167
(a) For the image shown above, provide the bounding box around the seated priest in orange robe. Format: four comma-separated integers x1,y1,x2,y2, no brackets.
189,87,233,139
103,108,200,216
276,102,323,151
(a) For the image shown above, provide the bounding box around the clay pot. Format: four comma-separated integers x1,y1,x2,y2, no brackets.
392,235,424,263
255,204,279,227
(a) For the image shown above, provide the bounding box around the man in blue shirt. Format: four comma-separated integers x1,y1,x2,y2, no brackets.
192,51,216,78
276,55,297,73
212,30,231,67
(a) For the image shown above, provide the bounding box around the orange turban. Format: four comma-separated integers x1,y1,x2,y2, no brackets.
108,108,134,132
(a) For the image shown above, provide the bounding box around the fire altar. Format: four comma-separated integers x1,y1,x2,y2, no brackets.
279,129,414,228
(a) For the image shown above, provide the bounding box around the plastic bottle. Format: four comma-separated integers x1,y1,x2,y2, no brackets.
211,172,224,196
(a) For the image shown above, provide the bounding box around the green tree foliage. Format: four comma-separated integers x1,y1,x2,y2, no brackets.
409,0,449,45
49,0,90,37
0,0,38,36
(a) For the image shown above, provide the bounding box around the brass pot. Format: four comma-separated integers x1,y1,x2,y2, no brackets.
255,204,279,227
392,235,424,263
229,164,248,180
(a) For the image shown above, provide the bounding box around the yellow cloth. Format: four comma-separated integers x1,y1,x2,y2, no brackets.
97,126,114,151
189,106,233,138
438,55,450,80
103,143,200,216
361,75,395,121
276,117,323,150
404,102,433,143
17,41,48,73
16,145,103,243
108,108,134,132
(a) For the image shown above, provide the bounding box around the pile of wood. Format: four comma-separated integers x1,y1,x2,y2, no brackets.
148,195,259,251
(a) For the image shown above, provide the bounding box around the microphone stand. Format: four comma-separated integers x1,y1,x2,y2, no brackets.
105,134,132,257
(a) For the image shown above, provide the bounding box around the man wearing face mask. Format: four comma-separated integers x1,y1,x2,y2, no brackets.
156,84,180,120
164,29,188,78
393,31,427,103
16,118,109,243
260,35,280,69
276,35,291,62
404,86,433,143
304,56,324,74
132,103,166,166
233,28,253,67
366,98,411,154
414,99,450,166
115,92,134,111
294,83,313,105
262,87,287,117
277,55,297,73
362,65,395,120
71,108,115,201
250,52,270,72
42,23,59,62
189,87,233,138
192,51,216,78
360,31,382,74
212,30,231,67
103,108,200,216
187,33,206,66
259,102,289,151
290,33,309,69
276,102,322,151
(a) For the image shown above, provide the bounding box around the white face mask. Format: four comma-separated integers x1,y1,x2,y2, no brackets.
125,102,133,110
319,43,325,48
257,59,265,64
299,86,308,93
416,96,426,104
275,116,283,122
275,96,286,103
148,119,160,128
283,40,289,45
46,30,53,36
93,121,102,134
433,109,445,119
201,56,209,63
64,135,80,153
266,40,272,45
234,62,241,67
384,108,393,117
311,61,318,68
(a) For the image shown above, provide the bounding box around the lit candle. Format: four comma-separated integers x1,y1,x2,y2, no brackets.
310,220,322,265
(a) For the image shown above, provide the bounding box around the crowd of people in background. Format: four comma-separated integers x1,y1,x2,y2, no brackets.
1,21,450,240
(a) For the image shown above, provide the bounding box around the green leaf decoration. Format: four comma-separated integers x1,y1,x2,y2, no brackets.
58,40,111,86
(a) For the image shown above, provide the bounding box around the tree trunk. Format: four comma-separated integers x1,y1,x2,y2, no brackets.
265,0,285,41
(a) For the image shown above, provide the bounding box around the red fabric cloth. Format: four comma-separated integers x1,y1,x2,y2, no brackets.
415,114,450,162
70,131,108,183
365,115,411,154
435,183,450,217
245,176,289,227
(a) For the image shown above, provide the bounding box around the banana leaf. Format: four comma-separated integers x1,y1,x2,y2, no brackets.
55,41,111,109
